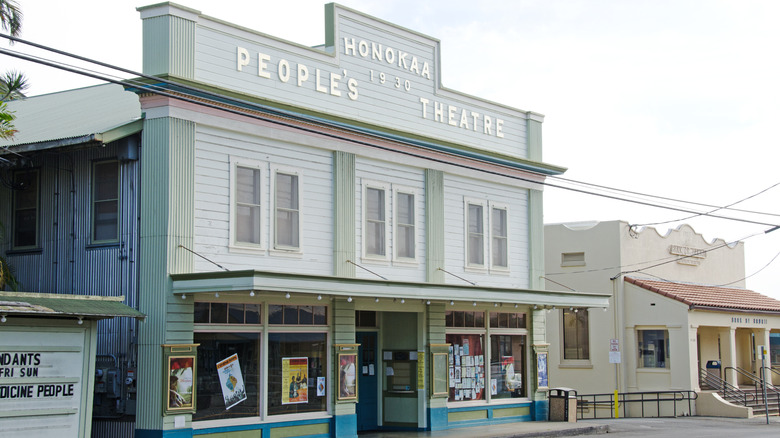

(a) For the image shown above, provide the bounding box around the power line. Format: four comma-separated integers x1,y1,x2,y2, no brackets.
2,34,780,231
550,175,780,219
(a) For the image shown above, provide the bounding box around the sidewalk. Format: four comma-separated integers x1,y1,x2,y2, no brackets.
358,420,608,438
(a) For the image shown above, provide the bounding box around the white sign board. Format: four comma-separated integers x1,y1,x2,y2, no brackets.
0,328,87,437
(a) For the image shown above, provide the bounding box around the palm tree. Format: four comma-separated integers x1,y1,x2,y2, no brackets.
0,0,24,289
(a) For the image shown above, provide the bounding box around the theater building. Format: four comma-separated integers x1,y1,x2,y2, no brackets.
94,3,607,437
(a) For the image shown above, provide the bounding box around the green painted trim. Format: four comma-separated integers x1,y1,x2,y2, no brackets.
526,119,543,163
141,14,195,78
333,151,356,277
425,170,445,283
270,422,329,438
528,189,544,290
448,409,488,422
492,406,530,418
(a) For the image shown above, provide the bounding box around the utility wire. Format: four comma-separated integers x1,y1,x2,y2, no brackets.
2,35,780,230
629,181,780,229
550,175,780,219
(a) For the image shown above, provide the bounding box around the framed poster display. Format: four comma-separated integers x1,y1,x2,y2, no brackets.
162,344,198,415
282,357,309,404
337,352,358,401
431,352,449,397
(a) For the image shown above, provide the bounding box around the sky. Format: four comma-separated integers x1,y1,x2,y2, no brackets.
3,0,780,298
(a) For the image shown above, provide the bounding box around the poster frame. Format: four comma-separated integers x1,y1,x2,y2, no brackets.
162,344,199,415
337,352,358,402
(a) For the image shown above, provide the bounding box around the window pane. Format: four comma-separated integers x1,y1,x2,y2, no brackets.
228,303,245,324
284,305,299,324
267,332,327,415
194,332,261,421
245,304,261,325
492,208,508,267
446,333,485,402
366,188,384,221
275,173,298,209
211,303,228,324
275,173,299,249
490,334,526,399
268,305,283,325
237,167,261,204
454,311,464,327
639,330,668,368
193,302,210,324
563,309,589,360
94,200,118,241
397,192,415,258
366,221,385,256
475,311,484,328
94,161,118,201
299,306,313,325
465,311,474,327
313,306,327,325
14,170,38,247
236,167,261,245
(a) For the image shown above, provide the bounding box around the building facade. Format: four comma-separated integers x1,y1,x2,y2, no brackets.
0,84,145,436
544,220,780,417
130,3,608,438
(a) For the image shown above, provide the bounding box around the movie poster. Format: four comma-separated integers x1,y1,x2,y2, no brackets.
168,356,194,410
282,357,308,404
216,353,247,410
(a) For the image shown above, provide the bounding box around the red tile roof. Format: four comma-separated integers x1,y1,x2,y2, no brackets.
625,277,780,313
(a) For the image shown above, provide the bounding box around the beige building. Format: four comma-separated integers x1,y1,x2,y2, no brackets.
544,220,780,417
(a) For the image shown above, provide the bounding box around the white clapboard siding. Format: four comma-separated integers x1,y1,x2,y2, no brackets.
193,124,334,275
443,173,530,289
354,156,427,282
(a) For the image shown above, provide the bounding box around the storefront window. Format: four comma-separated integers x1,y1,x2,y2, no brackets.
267,332,327,415
490,334,526,398
446,333,485,402
638,329,669,368
194,332,261,421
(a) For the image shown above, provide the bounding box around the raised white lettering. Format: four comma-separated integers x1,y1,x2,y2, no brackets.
434,102,445,123
496,119,504,138
278,59,290,83
371,42,383,61
484,116,493,135
420,97,429,118
347,78,359,100
258,52,271,79
315,69,328,93
297,64,309,87
237,47,250,72
344,38,357,56
330,73,342,96
359,40,369,57
448,105,458,126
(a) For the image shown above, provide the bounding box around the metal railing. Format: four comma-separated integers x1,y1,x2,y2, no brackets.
576,390,697,419
699,368,756,407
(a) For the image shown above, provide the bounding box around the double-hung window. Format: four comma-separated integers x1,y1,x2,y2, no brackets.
232,160,263,248
273,169,300,251
394,188,416,261
12,169,39,249
490,204,508,269
562,308,589,361
92,160,119,243
363,182,389,260
465,200,486,267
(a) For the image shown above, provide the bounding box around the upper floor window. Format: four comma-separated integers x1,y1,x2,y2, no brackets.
466,201,485,267
12,169,39,249
562,308,589,361
491,205,508,269
92,160,119,243
363,183,389,259
232,161,263,248
273,169,300,250
394,188,416,261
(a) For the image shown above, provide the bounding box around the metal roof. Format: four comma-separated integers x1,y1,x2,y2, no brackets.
0,291,146,321
0,84,142,151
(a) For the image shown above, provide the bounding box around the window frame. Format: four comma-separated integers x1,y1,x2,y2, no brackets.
91,159,120,244
12,168,40,250
637,328,670,369
271,166,302,253
489,202,509,271
393,185,418,263
362,180,390,262
561,308,590,363
230,157,266,251
464,198,487,270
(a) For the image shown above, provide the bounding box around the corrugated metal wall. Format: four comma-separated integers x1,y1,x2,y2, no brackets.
0,136,142,435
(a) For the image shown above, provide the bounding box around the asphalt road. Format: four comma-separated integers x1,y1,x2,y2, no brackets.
595,416,780,437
